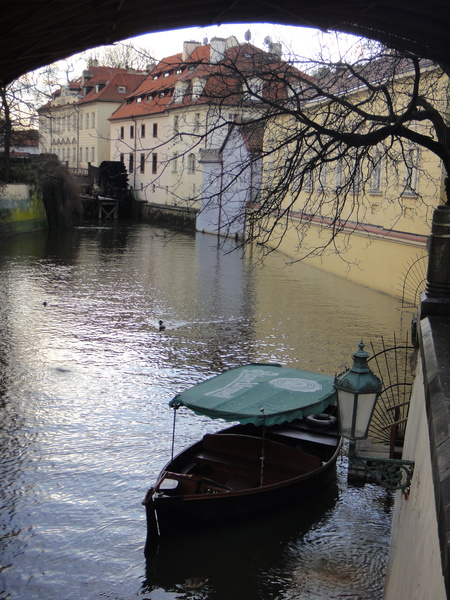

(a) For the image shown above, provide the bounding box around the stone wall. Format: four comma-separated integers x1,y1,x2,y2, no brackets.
0,183,48,235
139,202,197,230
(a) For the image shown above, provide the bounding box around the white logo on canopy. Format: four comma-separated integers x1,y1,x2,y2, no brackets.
270,378,322,392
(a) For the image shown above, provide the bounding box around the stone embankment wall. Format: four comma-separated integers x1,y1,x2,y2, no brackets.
383,316,450,599
139,202,197,230
0,183,47,235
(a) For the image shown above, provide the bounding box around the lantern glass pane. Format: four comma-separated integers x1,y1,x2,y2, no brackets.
337,389,356,438
354,392,378,439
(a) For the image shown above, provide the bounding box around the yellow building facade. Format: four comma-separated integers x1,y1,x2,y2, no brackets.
260,61,448,300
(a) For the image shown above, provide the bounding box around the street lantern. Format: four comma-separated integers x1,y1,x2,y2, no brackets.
334,341,414,494
334,340,382,440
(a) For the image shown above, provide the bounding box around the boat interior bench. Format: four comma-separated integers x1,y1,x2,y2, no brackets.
192,433,322,488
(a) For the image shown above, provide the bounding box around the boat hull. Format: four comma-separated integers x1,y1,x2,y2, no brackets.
144,418,341,544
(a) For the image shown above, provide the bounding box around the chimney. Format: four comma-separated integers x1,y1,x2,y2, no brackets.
269,42,282,56
82,69,93,87
183,41,201,61
210,37,227,64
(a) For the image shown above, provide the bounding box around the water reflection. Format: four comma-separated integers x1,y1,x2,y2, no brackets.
143,478,339,600
0,224,407,600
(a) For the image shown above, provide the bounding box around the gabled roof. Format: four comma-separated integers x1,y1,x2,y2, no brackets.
39,65,147,111
110,41,308,121
79,70,147,104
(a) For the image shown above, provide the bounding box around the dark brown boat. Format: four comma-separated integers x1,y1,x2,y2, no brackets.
143,364,341,544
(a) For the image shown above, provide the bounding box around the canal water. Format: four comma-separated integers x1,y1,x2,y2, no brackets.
0,223,412,600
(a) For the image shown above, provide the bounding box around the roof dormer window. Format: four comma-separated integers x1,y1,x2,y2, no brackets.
191,77,206,100
153,74,159,80
173,80,189,103
118,86,126,93
136,97,142,103
164,72,170,78
175,68,183,75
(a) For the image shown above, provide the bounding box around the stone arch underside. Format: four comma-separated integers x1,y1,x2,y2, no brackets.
1,0,449,85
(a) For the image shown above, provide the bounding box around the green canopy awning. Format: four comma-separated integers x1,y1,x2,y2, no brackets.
169,364,337,427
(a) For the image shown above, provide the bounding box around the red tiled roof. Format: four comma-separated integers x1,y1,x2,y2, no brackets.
79,70,147,103
39,65,147,110
110,42,306,121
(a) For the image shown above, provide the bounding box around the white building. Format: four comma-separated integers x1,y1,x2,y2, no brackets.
109,37,284,208
197,121,263,239
38,64,147,172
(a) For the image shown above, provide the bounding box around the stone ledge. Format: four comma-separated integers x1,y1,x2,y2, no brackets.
420,316,450,597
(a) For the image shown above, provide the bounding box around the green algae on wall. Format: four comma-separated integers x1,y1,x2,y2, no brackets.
0,184,48,235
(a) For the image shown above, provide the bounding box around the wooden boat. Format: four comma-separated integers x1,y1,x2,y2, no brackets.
143,364,341,544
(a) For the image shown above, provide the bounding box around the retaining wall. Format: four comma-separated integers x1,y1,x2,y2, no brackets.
0,183,47,235
383,316,450,599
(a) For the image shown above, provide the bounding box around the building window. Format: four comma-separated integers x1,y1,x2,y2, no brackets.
171,152,178,173
191,78,206,100
194,113,200,132
120,154,124,164
140,153,145,174
79,147,83,162
402,145,420,196
129,153,134,173
120,126,124,140
79,114,83,130
244,77,263,101
303,167,314,192
153,123,158,138
85,114,89,129
174,80,188,103
130,125,134,139
92,113,95,129
352,164,362,194
335,159,343,190
91,147,95,163
141,124,146,138
173,116,179,134
152,153,157,174
85,147,89,162
187,153,196,174
318,163,327,191
370,151,382,193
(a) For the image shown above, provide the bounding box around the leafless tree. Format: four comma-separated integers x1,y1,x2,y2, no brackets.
0,68,58,180
84,42,155,71
152,43,449,258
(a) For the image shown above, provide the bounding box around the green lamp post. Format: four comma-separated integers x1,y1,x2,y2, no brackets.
334,341,414,493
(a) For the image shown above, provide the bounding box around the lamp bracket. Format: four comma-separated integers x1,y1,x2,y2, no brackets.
350,454,415,493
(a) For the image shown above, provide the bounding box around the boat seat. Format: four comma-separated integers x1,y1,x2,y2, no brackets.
269,426,338,447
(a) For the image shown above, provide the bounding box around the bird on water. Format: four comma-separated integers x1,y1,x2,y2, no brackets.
159,320,165,331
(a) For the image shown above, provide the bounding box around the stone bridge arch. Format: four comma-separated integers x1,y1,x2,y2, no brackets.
1,1,449,84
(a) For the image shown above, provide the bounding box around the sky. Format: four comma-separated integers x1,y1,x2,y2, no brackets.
93,23,364,64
